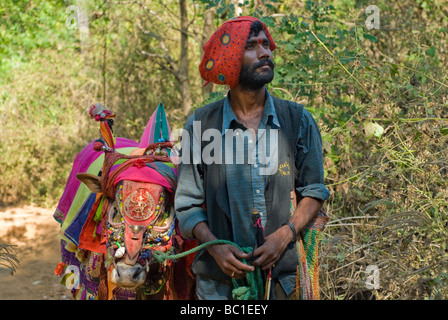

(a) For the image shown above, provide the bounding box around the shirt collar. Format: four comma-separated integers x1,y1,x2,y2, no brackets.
221,89,280,135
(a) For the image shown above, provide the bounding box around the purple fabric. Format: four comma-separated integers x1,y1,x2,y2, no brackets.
55,137,138,222
113,287,136,300
80,266,100,292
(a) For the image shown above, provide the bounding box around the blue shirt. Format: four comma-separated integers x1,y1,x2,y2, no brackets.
175,90,330,299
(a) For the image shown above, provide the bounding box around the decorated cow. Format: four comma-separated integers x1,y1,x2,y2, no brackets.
53,103,196,300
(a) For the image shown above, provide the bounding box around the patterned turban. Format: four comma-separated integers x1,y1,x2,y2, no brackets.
199,16,277,89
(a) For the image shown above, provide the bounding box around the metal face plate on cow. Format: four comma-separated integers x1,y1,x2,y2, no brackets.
123,187,155,221
120,180,164,225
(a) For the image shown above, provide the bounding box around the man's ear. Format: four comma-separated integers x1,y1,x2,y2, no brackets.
76,173,102,194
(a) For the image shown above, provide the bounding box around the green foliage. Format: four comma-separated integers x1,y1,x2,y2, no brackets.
269,1,448,300
0,0,95,206
0,0,74,79
0,241,19,272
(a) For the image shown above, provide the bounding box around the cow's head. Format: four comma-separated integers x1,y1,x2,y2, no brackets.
77,161,175,291
75,103,178,295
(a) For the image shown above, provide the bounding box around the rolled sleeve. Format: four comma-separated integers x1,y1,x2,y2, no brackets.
295,108,330,201
297,183,330,201
174,114,208,239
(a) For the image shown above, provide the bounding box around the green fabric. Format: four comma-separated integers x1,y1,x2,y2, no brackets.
93,197,104,223
154,102,170,142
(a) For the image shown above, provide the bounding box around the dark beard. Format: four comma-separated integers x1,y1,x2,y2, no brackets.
238,59,275,91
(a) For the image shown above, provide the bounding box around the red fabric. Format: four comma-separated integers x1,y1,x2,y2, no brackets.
199,16,277,89
182,239,198,279
78,196,107,254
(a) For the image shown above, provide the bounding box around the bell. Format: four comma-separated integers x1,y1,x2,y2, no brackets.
130,225,145,240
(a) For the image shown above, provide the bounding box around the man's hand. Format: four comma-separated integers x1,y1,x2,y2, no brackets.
248,225,293,271
249,197,324,271
207,244,254,279
192,221,254,279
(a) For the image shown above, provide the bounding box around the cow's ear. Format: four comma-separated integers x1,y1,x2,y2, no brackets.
76,173,102,193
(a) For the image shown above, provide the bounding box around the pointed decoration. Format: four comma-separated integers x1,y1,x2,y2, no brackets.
99,121,115,151
139,103,172,148
89,103,116,152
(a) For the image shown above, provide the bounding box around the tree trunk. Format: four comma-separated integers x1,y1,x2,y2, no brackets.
179,0,192,115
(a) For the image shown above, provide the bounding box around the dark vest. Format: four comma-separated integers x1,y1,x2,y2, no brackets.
191,96,304,281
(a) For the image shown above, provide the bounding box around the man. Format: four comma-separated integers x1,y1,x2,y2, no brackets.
175,16,330,300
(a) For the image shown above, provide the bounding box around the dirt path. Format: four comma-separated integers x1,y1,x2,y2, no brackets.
0,205,72,300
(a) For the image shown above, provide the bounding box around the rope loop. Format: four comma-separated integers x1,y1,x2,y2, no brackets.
151,239,264,300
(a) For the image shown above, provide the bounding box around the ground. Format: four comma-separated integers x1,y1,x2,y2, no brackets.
0,205,72,300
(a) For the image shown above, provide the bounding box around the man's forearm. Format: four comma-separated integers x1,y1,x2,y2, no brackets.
192,221,218,246
288,196,323,238
250,197,323,270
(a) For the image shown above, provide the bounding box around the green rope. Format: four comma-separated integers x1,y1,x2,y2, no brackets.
151,239,264,300
229,246,264,300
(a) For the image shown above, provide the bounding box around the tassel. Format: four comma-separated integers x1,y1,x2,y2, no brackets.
98,255,108,300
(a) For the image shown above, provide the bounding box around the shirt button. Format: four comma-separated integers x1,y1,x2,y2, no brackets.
254,164,258,168
256,189,260,194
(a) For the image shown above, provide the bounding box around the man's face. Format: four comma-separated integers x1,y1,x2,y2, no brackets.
239,31,275,91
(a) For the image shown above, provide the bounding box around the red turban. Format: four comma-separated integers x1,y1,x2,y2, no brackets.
199,16,277,89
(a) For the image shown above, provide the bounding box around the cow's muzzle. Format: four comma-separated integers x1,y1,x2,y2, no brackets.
111,260,146,290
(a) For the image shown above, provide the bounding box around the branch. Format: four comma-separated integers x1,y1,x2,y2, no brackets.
135,19,179,74
137,49,180,79
125,0,200,43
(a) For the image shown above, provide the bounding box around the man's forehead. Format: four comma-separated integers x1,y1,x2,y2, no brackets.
246,31,268,43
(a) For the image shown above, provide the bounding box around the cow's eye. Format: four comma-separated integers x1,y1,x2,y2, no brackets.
108,202,124,227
